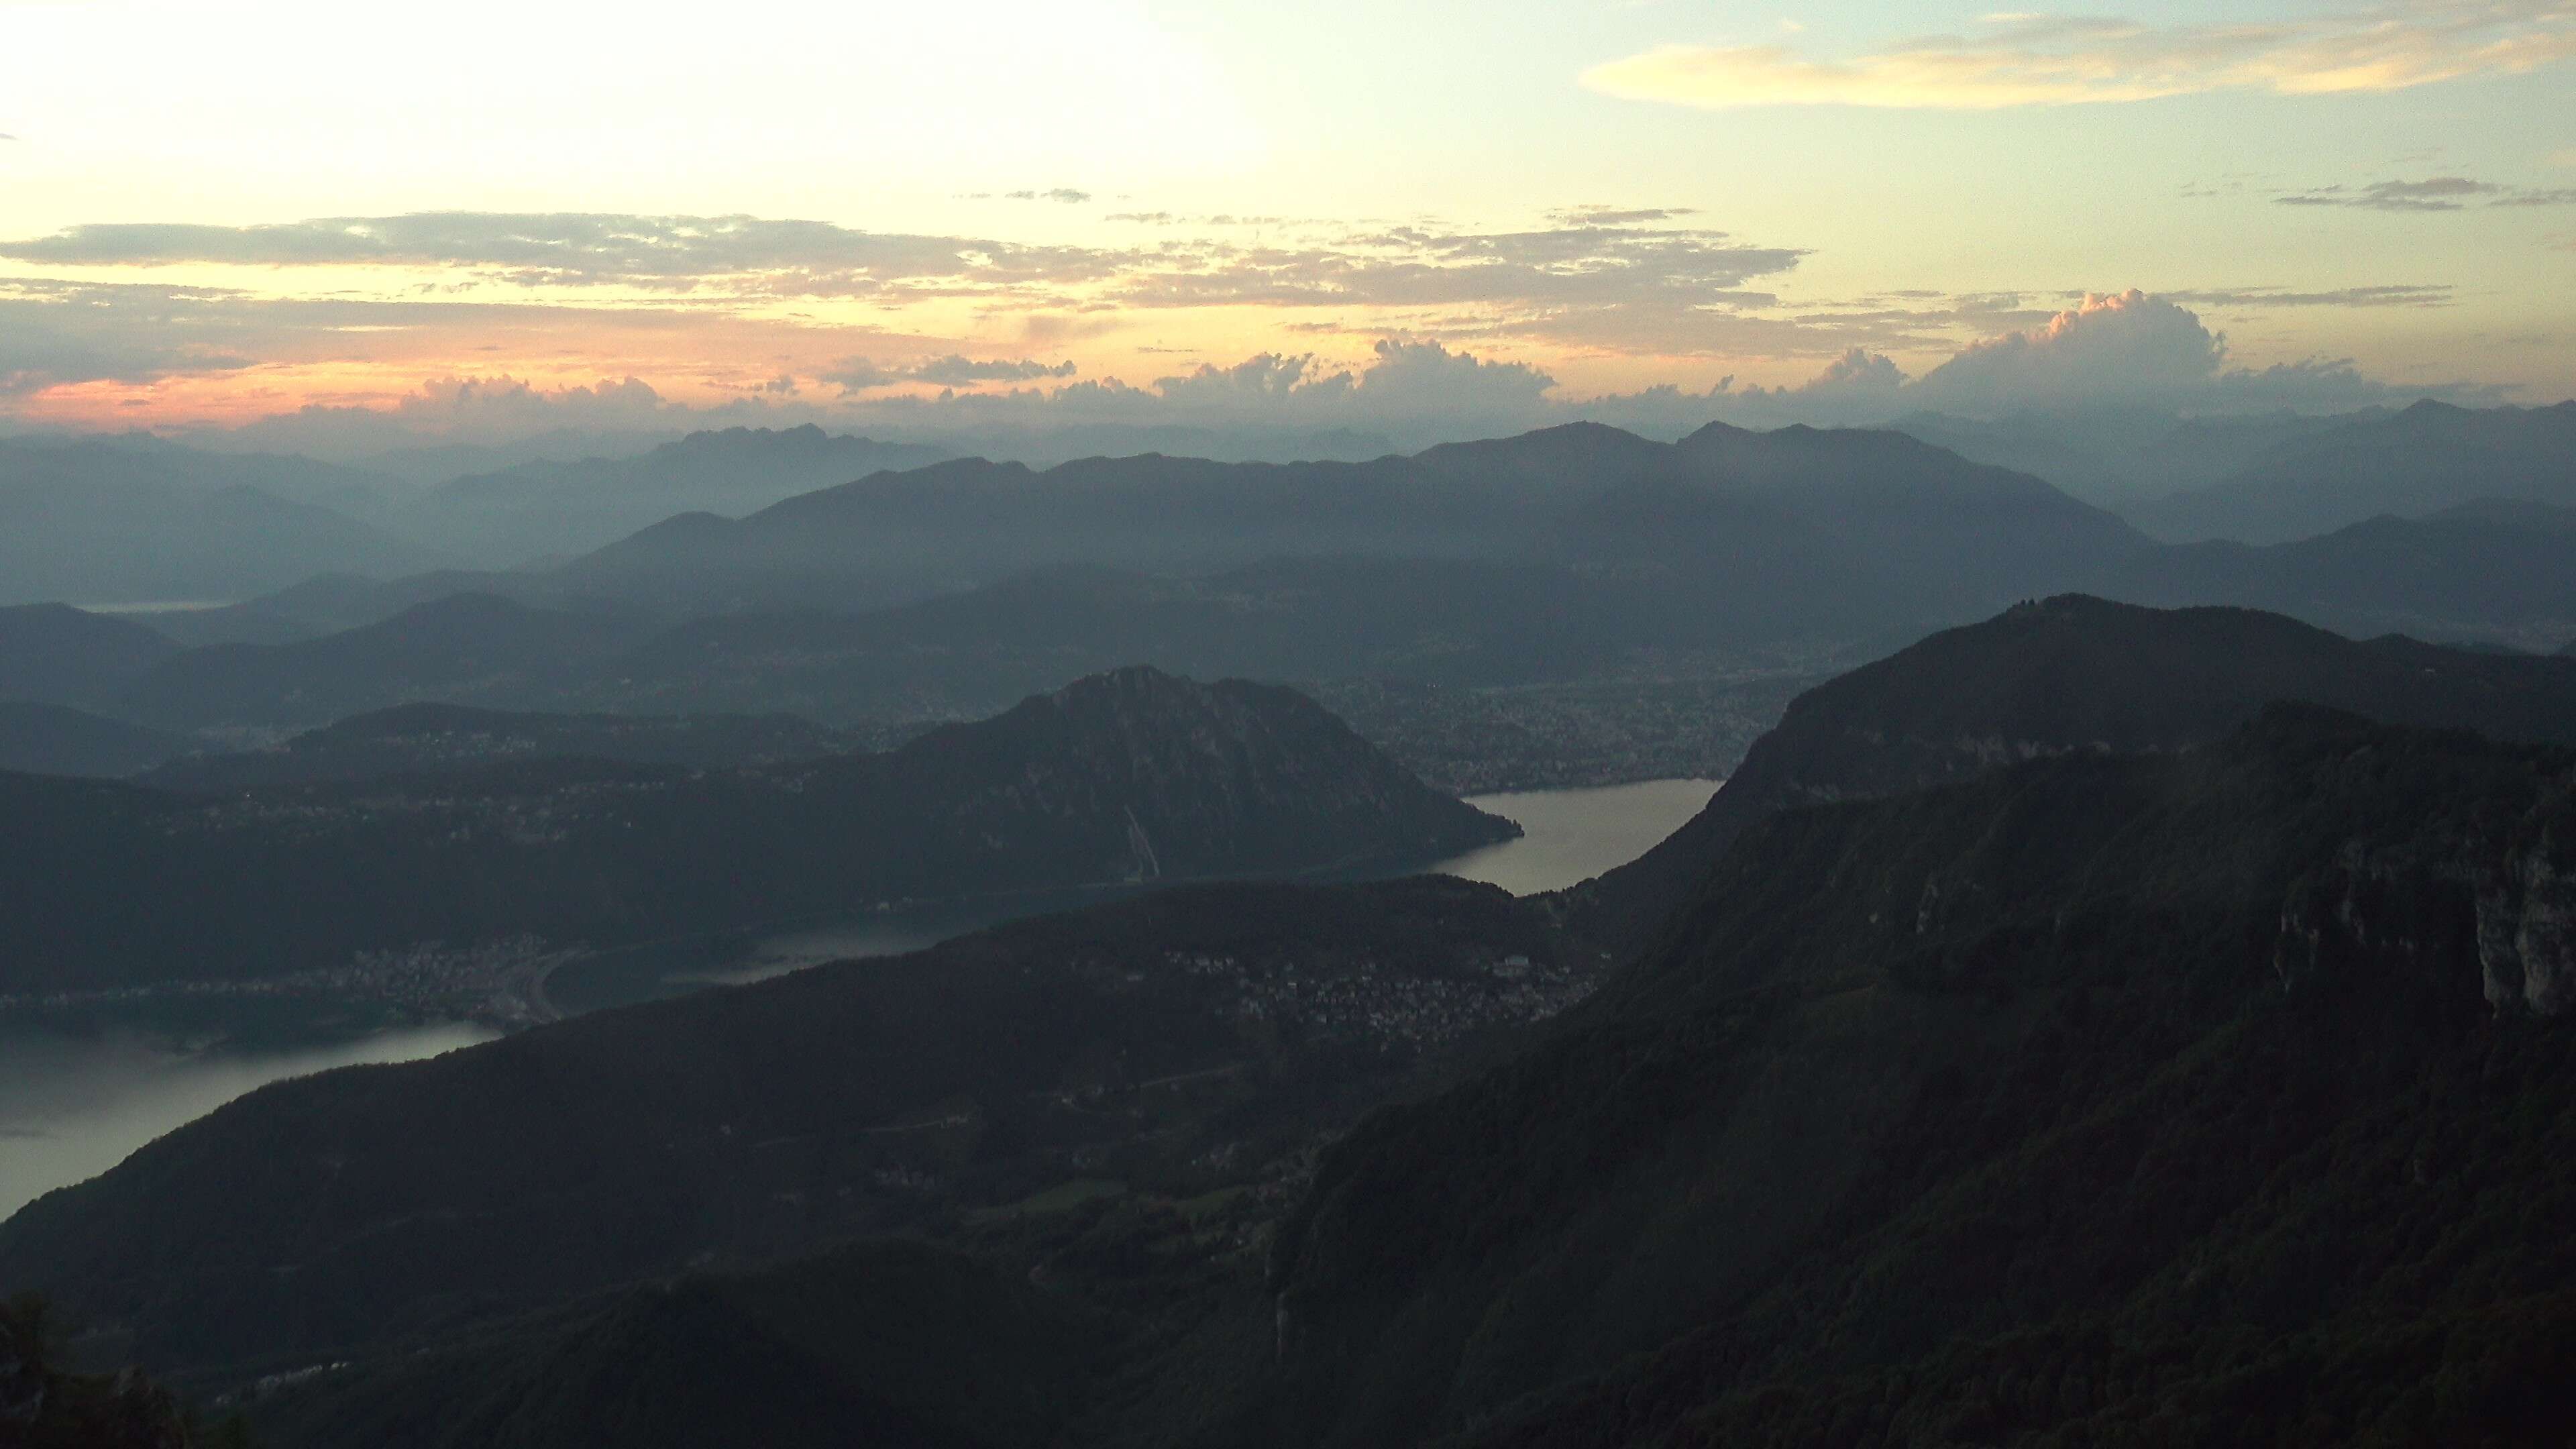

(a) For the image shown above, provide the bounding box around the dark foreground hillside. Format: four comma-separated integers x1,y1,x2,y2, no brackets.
16,709,2575,1448
13,601,2576,1448
1562,594,2576,955
0,877,1583,1398
1269,707,2576,1446
248,1241,1105,1449
0,666,1513,995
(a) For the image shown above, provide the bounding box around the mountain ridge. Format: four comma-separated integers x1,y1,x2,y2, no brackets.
1554,594,2576,954
0,667,1514,994
1265,705,2576,1446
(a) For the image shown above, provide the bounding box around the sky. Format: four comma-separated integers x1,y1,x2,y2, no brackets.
1,0,2570,453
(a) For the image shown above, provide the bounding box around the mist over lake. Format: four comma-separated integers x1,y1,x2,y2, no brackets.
0,1021,496,1218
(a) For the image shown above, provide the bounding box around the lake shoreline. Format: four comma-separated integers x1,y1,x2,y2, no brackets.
0,777,1723,1220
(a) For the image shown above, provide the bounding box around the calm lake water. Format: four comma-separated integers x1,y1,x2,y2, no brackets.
0,1021,496,1219
0,777,1719,1219
1435,777,1721,896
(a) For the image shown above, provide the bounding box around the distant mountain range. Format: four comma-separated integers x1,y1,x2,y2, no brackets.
0,702,189,778
0,426,953,609
372,425,955,565
138,701,868,794
2127,400,2576,543
111,592,659,733
1896,401,2576,548
0,435,438,606
1892,407,2379,510
10,413,2575,755
0,602,180,707
550,419,2144,623
0,667,1513,994
322,413,2576,666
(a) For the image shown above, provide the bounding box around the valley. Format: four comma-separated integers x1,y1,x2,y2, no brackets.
4,411,2575,1448
0,765,1717,1221
11,31,2576,1444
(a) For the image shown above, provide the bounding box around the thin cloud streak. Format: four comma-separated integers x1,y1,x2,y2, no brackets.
2271,175,2576,209
0,211,1816,361
1582,3,2576,109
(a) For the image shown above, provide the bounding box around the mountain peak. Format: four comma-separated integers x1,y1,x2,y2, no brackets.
2397,397,2471,419
1061,661,1184,691
1675,419,1753,447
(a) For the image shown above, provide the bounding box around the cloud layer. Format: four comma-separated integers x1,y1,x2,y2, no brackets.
1584,4,2576,110
1699,288,2505,425
116,291,2510,470
824,356,1080,392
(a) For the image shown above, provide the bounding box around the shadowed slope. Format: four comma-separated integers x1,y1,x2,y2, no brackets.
1558,595,2576,955
1268,708,2576,1446
0,667,1514,993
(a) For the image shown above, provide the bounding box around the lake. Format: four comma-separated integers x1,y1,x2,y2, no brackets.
0,777,1720,1218
548,775,1725,1010
1434,777,1720,896
0,1020,497,1219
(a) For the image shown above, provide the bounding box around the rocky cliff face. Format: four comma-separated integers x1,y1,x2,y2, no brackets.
2266,823,2576,1020
1265,708,2576,1448
2481,843,2576,1016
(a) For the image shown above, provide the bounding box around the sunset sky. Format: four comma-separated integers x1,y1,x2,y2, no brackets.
3,0,2569,449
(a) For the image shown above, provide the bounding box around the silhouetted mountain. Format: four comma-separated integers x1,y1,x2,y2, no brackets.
115,593,657,732
2132,400,2576,543
0,436,441,606
250,1241,1105,1449
0,703,189,778
1563,595,2576,953
1407,420,1680,497
2117,500,2576,646
42,556,1670,735
139,702,863,793
0,604,178,708
583,557,1659,722
1894,407,2372,508
1550,423,2146,639
137,569,608,648
1266,706,2576,1446
0,875,1571,1381
555,451,1518,613
345,429,680,487
550,423,2132,625
381,425,955,565
953,422,1401,470
0,668,1514,994
0,431,397,510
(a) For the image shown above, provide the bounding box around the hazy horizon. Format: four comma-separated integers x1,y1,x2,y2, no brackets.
5,1,2571,462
